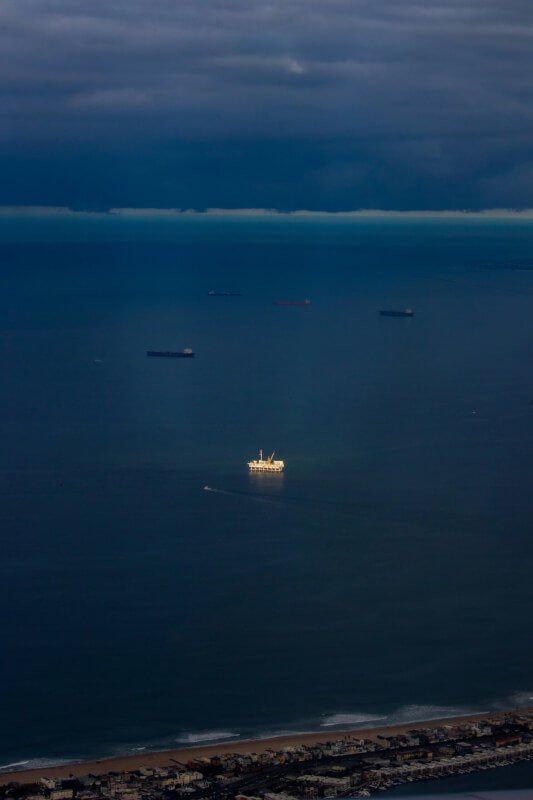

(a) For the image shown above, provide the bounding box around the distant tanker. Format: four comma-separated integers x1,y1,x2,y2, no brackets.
147,348,195,357
274,299,311,306
379,308,414,317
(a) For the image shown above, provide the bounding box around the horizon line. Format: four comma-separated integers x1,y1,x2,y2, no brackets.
3,205,533,220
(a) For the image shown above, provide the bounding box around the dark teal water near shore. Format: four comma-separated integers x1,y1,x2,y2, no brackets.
1,214,533,771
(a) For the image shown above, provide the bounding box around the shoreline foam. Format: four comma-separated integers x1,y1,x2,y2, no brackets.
1,706,531,786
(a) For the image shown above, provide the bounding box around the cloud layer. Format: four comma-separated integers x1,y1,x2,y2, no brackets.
1,1,533,208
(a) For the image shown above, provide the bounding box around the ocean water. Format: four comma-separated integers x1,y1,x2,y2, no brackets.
1,214,533,772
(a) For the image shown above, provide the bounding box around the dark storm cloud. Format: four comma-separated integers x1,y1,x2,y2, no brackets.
2,0,533,208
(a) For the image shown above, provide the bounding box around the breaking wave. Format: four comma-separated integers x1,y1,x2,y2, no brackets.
319,704,480,730
321,713,386,728
2,695,528,772
0,757,75,773
389,704,479,724
0,761,30,772
491,691,533,711
176,731,240,744
252,729,307,739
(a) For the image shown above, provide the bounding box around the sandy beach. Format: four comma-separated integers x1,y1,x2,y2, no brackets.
1,707,529,786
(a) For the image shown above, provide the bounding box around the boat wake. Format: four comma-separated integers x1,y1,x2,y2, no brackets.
202,485,286,505
202,486,237,496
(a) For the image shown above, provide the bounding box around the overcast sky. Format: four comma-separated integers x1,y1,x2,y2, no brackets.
2,0,533,210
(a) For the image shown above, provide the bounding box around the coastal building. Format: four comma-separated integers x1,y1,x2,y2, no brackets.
394,748,432,762
136,768,154,778
495,734,522,747
111,790,139,800
292,775,352,795
438,744,456,755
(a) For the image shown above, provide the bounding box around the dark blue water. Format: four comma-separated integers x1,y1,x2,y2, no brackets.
1,214,533,773
385,759,533,796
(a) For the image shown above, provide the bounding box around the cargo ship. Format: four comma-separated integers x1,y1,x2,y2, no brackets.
379,309,414,317
274,299,311,306
208,290,243,296
147,348,194,358
248,449,284,472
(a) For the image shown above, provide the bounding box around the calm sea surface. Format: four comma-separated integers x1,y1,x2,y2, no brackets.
1,215,533,777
